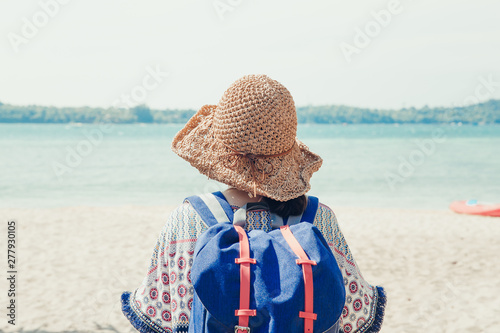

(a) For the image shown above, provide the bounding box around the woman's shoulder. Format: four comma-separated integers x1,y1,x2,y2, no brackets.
170,200,194,213
314,200,337,220
162,200,203,228
159,200,209,242
312,201,339,240
166,200,201,222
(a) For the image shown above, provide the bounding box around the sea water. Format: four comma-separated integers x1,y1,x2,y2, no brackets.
0,123,499,209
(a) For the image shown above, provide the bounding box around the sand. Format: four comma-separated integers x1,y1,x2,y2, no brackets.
0,205,499,333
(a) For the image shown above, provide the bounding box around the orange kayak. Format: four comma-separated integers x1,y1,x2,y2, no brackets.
450,200,500,217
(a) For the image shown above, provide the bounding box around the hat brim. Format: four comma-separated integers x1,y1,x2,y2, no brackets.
171,105,322,201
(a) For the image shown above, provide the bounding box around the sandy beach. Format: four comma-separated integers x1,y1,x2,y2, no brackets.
1,204,499,333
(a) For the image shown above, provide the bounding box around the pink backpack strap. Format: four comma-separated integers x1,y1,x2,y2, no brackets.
280,225,318,333
234,225,257,332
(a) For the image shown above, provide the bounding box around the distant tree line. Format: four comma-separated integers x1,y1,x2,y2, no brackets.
296,99,500,124
0,100,499,124
0,104,196,124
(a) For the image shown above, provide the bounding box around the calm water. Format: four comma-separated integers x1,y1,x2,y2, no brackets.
0,124,499,209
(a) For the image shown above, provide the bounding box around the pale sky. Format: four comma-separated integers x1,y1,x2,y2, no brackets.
1,0,499,110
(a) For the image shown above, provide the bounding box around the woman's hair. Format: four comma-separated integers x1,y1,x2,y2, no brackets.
263,195,307,218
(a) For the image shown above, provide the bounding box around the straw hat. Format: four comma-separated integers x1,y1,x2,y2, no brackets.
171,74,322,201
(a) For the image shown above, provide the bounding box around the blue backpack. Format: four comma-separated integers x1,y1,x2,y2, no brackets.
186,192,345,333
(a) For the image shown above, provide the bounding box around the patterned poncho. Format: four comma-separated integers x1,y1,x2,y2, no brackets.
121,198,386,333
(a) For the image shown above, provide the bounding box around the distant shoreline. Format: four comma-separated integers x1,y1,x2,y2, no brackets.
0,100,499,124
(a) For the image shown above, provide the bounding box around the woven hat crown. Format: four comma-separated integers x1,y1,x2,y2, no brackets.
212,74,297,155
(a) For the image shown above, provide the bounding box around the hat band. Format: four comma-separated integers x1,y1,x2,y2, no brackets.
213,139,297,197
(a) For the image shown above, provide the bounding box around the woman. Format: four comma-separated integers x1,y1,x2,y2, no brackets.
121,74,386,333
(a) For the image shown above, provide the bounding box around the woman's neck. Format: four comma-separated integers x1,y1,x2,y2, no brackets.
222,187,263,207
